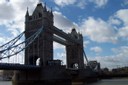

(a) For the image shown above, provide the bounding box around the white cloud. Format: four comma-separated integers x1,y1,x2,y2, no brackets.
109,9,128,39
115,9,128,26
89,0,108,8
54,0,76,7
83,40,90,48
108,17,121,26
53,0,108,9
80,17,118,43
90,46,128,69
118,26,128,37
0,0,39,37
55,51,66,65
76,0,87,9
53,0,87,9
53,42,65,49
90,46,102,53
53,11,75,32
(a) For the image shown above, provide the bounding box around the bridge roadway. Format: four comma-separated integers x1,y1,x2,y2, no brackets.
0,63,40,70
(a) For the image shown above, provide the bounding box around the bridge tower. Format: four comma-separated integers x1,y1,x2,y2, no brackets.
66,29,84,69
12,3,92,85
13,3,71,85
25,3,54,66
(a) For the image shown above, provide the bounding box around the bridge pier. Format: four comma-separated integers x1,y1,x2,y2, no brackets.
12,66,71,85
12,80,71,85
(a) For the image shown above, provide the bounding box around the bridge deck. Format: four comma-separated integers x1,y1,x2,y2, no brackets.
0,63,40,70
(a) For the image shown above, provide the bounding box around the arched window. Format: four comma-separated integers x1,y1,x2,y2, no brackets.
29,56,39,66
38,13,42,18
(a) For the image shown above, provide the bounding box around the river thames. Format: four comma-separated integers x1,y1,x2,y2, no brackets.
0,79,128,85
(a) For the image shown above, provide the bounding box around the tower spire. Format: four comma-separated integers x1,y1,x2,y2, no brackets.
25,7,29,22
43,2,47,12
26,7,29,16
50,7,53,16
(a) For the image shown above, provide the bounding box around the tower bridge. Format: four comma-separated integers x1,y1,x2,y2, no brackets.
0,3,100,85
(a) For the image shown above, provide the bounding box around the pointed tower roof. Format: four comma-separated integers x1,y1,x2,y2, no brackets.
25,7,29,16
32,3,44,16
43,2,47,12
50,7,53,16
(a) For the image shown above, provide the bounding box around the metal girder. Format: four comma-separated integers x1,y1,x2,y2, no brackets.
53,35,69,45
52,26,81,44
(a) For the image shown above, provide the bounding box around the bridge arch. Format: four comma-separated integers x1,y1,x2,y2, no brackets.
29,55,40,65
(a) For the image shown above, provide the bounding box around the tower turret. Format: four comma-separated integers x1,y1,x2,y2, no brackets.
25,7,29,22
66,28,84,69
25,3,54,66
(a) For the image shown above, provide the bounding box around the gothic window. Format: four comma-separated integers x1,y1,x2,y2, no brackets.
74,35,78,39
38,13,42,18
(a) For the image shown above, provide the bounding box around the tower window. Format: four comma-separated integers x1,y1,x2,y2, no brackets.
39,13,42,18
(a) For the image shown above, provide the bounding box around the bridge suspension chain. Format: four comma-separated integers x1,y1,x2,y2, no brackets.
83,50,89,64
0,27,43,60
0,32,24,52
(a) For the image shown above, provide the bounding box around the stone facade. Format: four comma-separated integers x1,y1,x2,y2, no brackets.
66,28,84,69
25,3,54,66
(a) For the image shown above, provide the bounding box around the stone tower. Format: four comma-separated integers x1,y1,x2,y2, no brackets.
25,3,54,66
66,28,84,69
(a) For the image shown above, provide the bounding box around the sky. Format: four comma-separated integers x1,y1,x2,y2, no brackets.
0,0,128,69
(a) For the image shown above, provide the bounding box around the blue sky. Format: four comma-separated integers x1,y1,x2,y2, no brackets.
0,0,128,69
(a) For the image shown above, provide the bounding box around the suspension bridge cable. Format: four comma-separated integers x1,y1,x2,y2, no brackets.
83,49,88,64
0,32,24,50
0,27,43,60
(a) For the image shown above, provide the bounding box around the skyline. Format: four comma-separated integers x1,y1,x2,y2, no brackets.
0,0,128,69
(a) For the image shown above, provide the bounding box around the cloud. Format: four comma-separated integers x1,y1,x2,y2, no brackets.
53,42,65,49
118,26,128,38
90,46,102,53
54,0,76,7
83,40,90,48
89,46,128,69
80,17,118,43
53,0,108,9
56,52,66,65
109,9,128,39
76,0,87,9
0,0,40,36
115,9,128,26
108,17,121,26
53,11,75,32
89,0,108,8
53,0,87,9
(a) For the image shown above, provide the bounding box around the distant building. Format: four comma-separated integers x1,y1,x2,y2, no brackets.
87,61,100,72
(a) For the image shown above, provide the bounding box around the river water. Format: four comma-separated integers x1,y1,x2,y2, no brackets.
87,79,128,85
0,79,128,85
